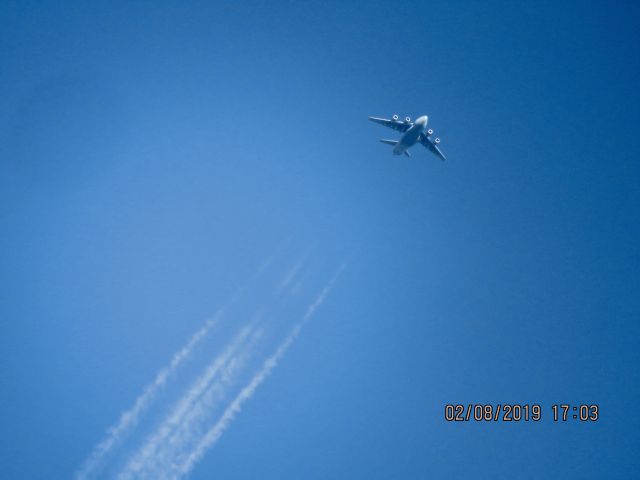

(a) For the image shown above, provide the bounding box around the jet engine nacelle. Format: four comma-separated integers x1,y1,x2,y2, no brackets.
404,116,411,123
434,137,441,144
427,128,434,136
392,114,399,121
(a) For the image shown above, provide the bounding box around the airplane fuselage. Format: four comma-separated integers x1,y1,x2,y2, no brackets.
393,115,428,155
369,113,446,161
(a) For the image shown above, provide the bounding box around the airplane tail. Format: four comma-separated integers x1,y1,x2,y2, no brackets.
380,139,410,157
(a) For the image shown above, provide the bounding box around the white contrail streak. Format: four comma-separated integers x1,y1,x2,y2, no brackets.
176,263,347,478
116,324,259,480
127,330,263,480
77,256,275,479
75,311,222,480
276,257,305,294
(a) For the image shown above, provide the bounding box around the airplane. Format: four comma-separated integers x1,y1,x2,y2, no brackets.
368,114,447,161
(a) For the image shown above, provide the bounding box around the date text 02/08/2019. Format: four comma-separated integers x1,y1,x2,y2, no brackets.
444,404,599,422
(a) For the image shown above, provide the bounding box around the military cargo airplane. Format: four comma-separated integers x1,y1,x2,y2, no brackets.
368,114,447,161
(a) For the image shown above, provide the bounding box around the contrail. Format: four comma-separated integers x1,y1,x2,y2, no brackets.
276,255,307,294
230,254,274,303
125,329,264,480
75,311,223,480
176,263,347,478
77,257,275,479
117,323,260,479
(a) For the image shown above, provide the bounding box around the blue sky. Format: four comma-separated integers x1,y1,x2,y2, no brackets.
1,1,639,478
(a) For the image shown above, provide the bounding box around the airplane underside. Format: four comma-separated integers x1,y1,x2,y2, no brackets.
370,114,446,161
379,139,411,157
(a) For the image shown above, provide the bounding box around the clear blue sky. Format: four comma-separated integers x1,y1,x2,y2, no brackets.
1,1,639,478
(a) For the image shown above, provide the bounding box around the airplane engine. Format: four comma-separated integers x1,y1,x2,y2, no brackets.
405,116,411,123
434,137,441,144
392,114,399,121
427,128,434,136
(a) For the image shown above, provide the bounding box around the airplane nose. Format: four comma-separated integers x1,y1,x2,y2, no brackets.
418,115,428,125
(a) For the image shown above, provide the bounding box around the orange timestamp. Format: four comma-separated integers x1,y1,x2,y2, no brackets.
444,404,600,422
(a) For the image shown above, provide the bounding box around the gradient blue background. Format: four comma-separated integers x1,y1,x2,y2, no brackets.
1,1,639,478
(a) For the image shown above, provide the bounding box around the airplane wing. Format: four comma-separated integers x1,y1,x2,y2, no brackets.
419,135,447,161
368,116,412,133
